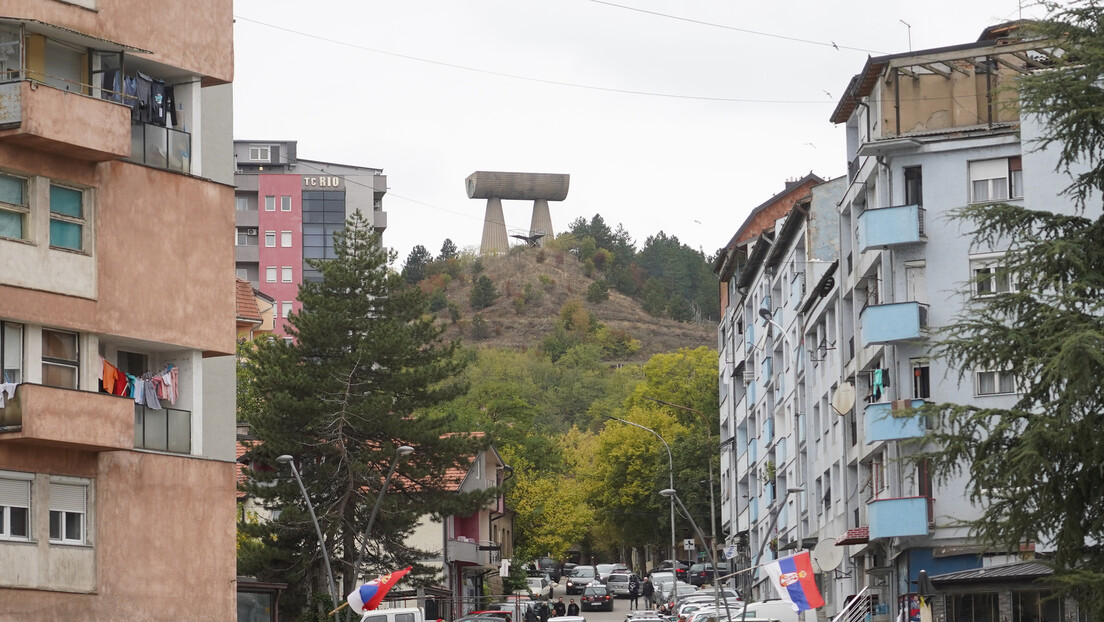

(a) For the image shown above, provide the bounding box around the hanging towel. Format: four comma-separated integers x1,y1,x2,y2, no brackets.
0,382,16,408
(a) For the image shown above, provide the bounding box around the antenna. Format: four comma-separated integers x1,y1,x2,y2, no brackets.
900,20,912,52
812,539,844,573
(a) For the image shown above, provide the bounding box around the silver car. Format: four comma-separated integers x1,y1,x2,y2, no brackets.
606,572,640,597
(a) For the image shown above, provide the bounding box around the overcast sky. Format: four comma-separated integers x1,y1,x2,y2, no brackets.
232,0,1039,266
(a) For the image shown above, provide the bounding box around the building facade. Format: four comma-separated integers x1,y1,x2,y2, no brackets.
0,1,237,619
232,140,388,337
718,23,1082,622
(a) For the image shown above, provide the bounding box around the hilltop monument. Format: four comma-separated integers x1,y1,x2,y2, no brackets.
466,171,570,255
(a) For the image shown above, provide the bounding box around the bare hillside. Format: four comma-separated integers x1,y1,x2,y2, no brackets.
430,247,716,361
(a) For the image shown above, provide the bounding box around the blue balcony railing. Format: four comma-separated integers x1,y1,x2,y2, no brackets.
864,399,926,443
857,204,926,252
861,301,929,346
868,496,930,539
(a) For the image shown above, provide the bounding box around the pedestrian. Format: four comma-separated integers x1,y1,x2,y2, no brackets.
641,577,654,607
525,606,538,622
567,599,580,616
539,600,551,622
628,576,640,609
554,597,566,617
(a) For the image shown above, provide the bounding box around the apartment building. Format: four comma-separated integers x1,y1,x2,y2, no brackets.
232,140,388,337
718,22,1084,622
0,1,237,619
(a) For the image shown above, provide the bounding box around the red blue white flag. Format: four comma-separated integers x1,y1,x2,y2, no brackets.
763,552,824,613
347,566,413,614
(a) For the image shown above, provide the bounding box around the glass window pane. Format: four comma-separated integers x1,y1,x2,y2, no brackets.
50,220,83,250
978,372,995,395
167,408,191,454
303,224,323,235
144,407,168,451
323,210,346,223
49,510,60,540
65,512,82,541
42,362,77,389
43,330,77,361
999,373,1016,394
281,232,292,247
0,210,21,238
972,180,988,202
134,404,145,446
991,179,1008,201
303,246,325,259
0,175,23,205
302,210,325,223
9,506,26,537
3,322,22,383
264,196,275,211
281,196,291,211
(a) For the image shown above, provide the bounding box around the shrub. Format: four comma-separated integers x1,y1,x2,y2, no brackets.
471,314,490,340
470,275,500,309
428,288,448,312
447,301,461,323
586,280,609,303
536,249,547,263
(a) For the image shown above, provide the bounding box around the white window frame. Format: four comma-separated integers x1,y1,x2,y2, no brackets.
281,266,292,283
264,196,275,212
48,183,86,252
265,266,277,283
969,158,1022,203
970,253,1018,298
264,231,276,248
0,172,29,242
49,480,87,545
0,470,32,541
249,145,270,162
281,301,292,318
280,231,292,248
41,328,79,390
1,321,22,384
280,196,292,212
975,369,1018,396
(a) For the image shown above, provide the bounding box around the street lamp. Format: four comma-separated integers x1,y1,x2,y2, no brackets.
739,487,805,622
661,488,724,618
276,454,339,608
603,415,676,591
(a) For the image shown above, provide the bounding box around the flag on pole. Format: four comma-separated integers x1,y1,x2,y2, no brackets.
763,552,824,613
347,566,413,614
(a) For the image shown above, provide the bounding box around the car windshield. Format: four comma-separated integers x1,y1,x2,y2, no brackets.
596,564,617,574
608,574,628,583
571,567,596,578
584,586,607,596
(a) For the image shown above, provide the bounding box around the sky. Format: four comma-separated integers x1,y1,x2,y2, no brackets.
232,0,1041,267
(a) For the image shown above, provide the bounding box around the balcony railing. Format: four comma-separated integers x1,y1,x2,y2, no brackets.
868,496,931,539
446,536,480,565
0,383,133,451
860,301,929,346
130,122,191,174
857,203,926,252
0,80,132,161
134,404,191,454
863,399,927,443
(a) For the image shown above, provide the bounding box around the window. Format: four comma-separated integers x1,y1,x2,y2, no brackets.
912,359,930,399
265,266,277,283
0,474,31,540
249,145,270,161
281,302,292,318
904,166,922,206
281,267,292,283
49,185,84,251
281,231,292,247
42,329,78,389
0,173,28,241
971,256,1017,297
948,593,999,622
1,321,22,383
49,482,86,544
235,196,249,211
236,227,258,246
264,231,275,247
976,370,1016,396
280,196,291,212
264,196,275,212
969,158,1022,203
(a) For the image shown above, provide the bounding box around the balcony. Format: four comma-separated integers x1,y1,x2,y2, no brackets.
857,204,926,253
130,121,191,174
0,384,133,451
868,496,930,539
134,404,192,454
0,80,132,161
864,399,926,443
446,536,479,565
860,301,929,346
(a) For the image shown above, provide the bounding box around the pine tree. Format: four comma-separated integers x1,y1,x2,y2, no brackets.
438,238,458,260
914,3,1104,615
238,211,495,616
470,275,499,309
401,244,432,285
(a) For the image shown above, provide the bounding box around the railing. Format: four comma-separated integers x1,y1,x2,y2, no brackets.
134,404,191,454
130,122,191,174
831,587,872,622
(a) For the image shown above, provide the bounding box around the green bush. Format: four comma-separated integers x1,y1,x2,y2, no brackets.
586,280,609,303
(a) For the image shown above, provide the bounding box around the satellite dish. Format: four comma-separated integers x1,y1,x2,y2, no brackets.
812,539,844,573
831,382,856,416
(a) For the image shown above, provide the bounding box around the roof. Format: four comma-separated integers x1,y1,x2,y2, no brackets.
235,278,263,325
931,561,1052,585
835,526,869,546
717,173,824,272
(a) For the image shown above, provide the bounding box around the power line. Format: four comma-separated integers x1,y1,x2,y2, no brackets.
233,15,827,105
587,0,889,55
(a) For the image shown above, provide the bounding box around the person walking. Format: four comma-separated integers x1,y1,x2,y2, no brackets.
567,600,580,616
553,597,566,617
641,577,654,608
539,600,551,622
628,576,640,610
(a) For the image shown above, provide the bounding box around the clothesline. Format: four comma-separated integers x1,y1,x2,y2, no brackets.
98,356,179,410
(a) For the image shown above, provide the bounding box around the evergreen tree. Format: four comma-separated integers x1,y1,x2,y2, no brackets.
470,275,499,309
914,3,1104,615
438,238,458,261
238,212,494,616
401,244,432,285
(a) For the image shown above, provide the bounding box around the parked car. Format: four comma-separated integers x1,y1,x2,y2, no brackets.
688,564,718,587
581,584,614,612
659,560,691,582
564,565,598,595
596,563,629,583
516,576,555,600
360,608,425,622
738,600,802,622
606,572,641,597
458,613,514,622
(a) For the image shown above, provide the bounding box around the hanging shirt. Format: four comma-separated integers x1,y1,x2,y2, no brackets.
144,379,162,410
0,382,16,408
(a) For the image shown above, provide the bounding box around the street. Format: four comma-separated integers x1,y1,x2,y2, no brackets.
557,594,642,622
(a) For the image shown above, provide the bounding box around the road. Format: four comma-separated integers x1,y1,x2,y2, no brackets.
554,594,648,622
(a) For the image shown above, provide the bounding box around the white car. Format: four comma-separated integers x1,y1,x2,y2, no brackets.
515,576,555,600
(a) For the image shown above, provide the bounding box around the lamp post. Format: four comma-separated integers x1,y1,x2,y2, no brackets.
661,488,723,618
276,454,339,608
739,487,805,622
348,445,414,622
642,396,719,581
603,415,676,596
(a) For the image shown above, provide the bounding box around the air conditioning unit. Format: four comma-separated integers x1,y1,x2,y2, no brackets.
743,370,755,384
245,228,258,236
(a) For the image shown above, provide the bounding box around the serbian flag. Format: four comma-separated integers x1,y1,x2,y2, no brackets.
347,566,412,614
763,552,824,613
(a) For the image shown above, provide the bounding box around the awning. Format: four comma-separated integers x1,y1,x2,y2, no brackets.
835,526,869,546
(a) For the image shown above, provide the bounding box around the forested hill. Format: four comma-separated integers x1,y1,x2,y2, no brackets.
403,243,717,362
